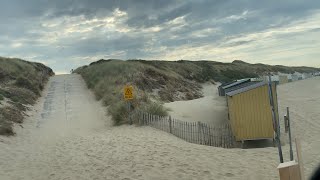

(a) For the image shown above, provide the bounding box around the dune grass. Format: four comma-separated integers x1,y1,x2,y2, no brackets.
75,60,170,125
75,59,320,125
0,57,54,135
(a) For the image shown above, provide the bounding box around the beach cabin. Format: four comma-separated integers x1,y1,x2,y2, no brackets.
217,78,251,96
279,75,289,84
226,82,278,142
287,74,293,82
293,72,303,80
302,73,312,79
291,74,299,81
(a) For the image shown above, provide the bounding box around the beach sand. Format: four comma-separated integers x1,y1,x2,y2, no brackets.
0,75,319,180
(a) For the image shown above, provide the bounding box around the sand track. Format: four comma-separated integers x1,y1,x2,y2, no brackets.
0,74,107,180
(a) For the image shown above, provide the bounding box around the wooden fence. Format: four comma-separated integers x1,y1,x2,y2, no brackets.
133,111,235,148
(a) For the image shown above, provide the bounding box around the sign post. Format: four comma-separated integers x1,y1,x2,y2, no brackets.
124,85,134,125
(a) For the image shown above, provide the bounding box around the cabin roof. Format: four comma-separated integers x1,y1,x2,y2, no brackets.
222,78,251,89
225,81,262,94
226,81,267,96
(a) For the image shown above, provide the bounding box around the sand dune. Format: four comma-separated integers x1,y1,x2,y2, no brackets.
164,83,228,126
0,75,319,180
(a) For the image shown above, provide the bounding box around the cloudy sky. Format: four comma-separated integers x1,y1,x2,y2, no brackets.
0,0,319,73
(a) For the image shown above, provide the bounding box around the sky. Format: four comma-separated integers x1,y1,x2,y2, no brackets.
0,0,319,74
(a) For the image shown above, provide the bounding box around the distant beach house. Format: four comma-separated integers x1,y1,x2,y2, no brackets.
294,72,303,80
279,75,289,84
302,73,313,79
262,75,280,84
286,74,293,82
291,74,299,81
225,81,278,142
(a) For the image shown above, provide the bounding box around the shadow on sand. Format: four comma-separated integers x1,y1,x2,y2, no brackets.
240,139,276,149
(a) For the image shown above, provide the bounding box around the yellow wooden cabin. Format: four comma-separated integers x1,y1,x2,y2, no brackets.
226,82,279,142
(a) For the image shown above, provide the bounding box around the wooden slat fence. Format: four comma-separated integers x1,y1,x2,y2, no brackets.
132,111,235,148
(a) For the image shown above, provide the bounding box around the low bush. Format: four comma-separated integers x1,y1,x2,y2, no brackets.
108,101,128,125
0,106,24,123
0,119,14,136
108,100,169,126
140,102,169,117
15,76,40,95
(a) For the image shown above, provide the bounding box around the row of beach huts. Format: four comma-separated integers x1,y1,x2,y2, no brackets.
217,72,319,144
260,72,316,84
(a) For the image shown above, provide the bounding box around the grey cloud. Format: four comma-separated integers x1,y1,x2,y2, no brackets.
0,0,320,72
222,40,255,47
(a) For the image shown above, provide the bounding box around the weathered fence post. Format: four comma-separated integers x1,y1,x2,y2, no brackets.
209,125,212,146
141,112,144,125
198,121,201,145
286,107,294,161
169,116,172,134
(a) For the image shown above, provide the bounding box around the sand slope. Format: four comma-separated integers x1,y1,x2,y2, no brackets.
164,83,228,126
0,75,319,180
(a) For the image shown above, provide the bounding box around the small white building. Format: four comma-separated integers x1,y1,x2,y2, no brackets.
302,73,312,79
291,74,299,81
294,72,303,80
262,75,280,84
287,74,293,82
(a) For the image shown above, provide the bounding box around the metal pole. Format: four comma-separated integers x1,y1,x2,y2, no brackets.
128,101,132,125
287,107,294,161
268,75,284,163
169,116,172,134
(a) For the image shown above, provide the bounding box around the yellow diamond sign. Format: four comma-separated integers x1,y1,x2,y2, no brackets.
124,85,134,100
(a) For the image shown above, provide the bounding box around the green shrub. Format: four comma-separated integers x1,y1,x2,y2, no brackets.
108,101,129,125
0,89,11,98
108,100,169,126
11,96,19,102
140,102,169,117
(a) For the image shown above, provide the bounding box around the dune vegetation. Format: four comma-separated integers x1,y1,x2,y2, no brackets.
0,57,54,135
74,59,319,125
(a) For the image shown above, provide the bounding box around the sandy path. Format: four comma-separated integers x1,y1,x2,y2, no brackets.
0,75,319,180
0,74,107,180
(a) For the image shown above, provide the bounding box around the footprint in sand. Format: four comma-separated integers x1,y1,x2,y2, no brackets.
224,173,235,177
